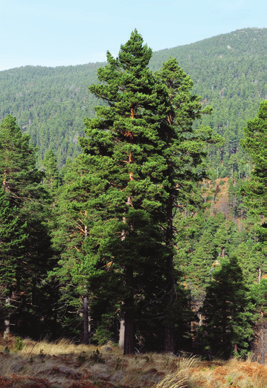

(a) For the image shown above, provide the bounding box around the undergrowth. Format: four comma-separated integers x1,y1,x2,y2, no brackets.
0,337,265,388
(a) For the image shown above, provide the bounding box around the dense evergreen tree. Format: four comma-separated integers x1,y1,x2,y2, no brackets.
78,30,174,354
239,101,267,363
200,257,257,358
0,187,28,332
154,58,223,351
50,155,108,342
0,115,54,338
62,31,221,354
240,100,266,247
41,149,60,192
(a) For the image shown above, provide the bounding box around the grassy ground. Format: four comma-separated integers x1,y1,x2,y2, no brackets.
0,336,266,388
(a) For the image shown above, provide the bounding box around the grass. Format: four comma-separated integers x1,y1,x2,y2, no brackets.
157,357,267,388
0,336,266,388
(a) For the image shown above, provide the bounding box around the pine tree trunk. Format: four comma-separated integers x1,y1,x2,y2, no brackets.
124,309,135,355
32,278,40,340
164,200,176,353
119,306,125,349
83,219,89,345
88,313,92,344
122,112,135,354
164,270,176,353
164,322,175,353
123,266,135,355
4,296,11,339
83,296,89,344
260,311,265,365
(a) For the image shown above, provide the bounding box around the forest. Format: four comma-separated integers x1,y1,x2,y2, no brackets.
0,28,266,364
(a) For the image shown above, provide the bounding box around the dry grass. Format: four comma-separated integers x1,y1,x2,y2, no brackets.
157,357,267,388
0,336,266,388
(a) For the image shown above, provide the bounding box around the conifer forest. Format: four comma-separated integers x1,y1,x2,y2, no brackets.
0,28,266,361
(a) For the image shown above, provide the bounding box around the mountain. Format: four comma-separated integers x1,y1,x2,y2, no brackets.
0,28,266,171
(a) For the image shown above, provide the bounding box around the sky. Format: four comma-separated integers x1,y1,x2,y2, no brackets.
0,0,266,71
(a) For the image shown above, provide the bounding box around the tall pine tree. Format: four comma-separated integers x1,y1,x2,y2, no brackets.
240,100,266,249
0,115,53,338
80,30,173,354
77,32,222,353
155,58,222,351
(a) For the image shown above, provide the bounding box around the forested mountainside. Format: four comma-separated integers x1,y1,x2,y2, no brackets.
151,28,266,178
0,63,103,166
0,28,266,171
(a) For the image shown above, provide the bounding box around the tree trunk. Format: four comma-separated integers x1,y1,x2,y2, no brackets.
260,310,265,365
124,309,135,354
123,266,135,355
83,296,89,344
4,296,11,339
88,313,92,344
119,306,125,349
164,198,176,353
258,267,262,284
164,270,176,353
164,322,175,353
82,217,90,345
31,278,40,340
120,110,135,354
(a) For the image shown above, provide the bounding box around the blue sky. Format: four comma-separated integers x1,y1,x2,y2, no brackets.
0,0,266,71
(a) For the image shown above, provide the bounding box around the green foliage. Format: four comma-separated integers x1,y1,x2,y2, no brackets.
41,149,60,191
73,30,220,353
152,28,266,179
0,28,265,174
79,30,175,353
0,115,55,339
92,326,112,346
89,349,105,364
76,351,88,364
15,337,24,351
49,154,110,339
0,64,104,166
200,257,257,358
0,30,265,358
240,100,267,248
0,186,28,287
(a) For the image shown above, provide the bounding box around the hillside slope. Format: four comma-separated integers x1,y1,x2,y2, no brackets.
0,28,266,169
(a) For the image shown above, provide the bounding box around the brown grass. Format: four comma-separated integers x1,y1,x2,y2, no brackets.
0,337,266,388
157,358,267,388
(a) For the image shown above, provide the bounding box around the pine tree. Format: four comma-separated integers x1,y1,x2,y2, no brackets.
0,115,44,205
79,31,173,354
0,187,28,283
239,102,266,363
200,257,256,358
0,187,28,334
50,155,107,342
0,115,54,338
155,58,223,351
61,32,221,353
240,100,266,247
41,149,60,192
